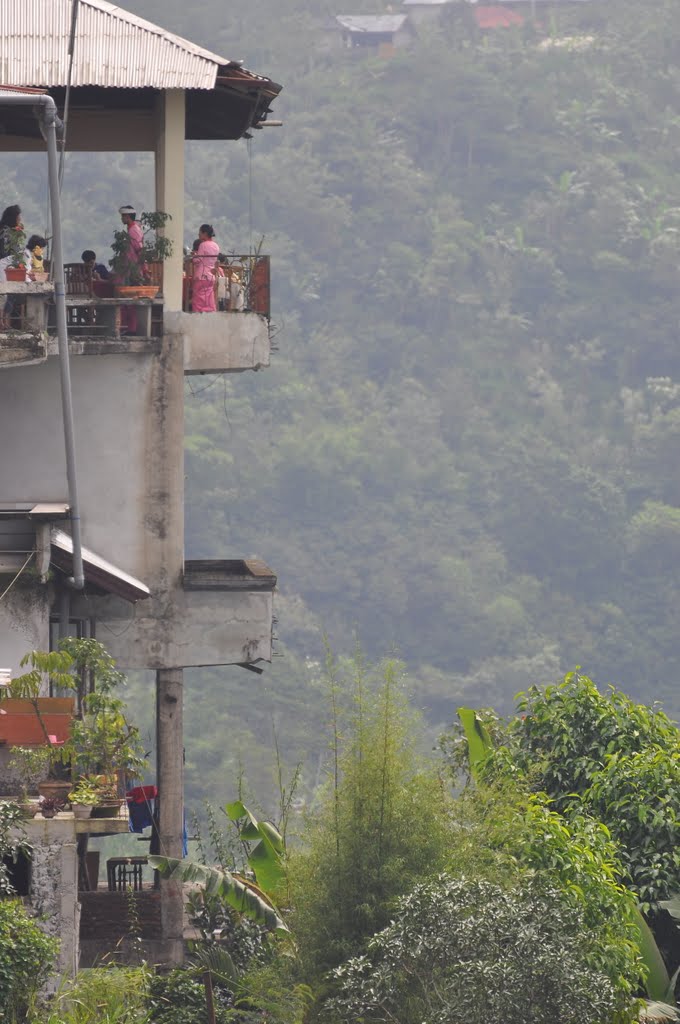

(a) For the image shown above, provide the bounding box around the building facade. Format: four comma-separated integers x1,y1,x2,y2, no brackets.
0,0,281,974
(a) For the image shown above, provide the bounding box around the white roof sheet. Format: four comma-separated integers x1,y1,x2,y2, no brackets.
336,15,409,33
0,0,238,91
402,0,453,6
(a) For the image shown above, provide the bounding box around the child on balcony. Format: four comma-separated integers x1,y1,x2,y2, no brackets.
26,235,46,278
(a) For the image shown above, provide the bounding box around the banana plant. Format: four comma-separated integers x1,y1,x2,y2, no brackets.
457,706,493,781
148,855,288,933
224,800,286,896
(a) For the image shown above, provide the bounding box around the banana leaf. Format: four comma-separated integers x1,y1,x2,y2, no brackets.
149,855,288,933
631,904,674,1001
457,707,493,781
225,800,286,894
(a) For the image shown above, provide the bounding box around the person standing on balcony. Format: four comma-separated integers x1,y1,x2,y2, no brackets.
192,223,219,313
0,206,25,328
117,204,144,333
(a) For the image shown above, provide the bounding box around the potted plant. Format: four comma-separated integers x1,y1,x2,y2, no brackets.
110,210,172,298
7,746,50,815
67,776,104,819
39,795,65,819
4,227,27,281
0,652,76,784
57,638,147,815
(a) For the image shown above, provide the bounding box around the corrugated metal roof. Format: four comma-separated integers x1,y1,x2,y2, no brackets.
336,15,410,33
0,0,246,91
402,0,453,6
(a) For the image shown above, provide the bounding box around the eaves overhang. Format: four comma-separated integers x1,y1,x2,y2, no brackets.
51,528,150,603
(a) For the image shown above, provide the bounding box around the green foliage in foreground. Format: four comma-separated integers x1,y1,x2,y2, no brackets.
329,875,638,1024
446,672,680,908
287,652,454,979
442,786,644,1009
0,899,59,1024
34,966,150,1024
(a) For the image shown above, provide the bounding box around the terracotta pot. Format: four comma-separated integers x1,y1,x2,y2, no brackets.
114,284,159,299
92,279,114,298
38,779,72,804
5,266,26,282
41,807,57,819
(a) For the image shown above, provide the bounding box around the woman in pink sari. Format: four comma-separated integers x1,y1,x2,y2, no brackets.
192,224,220,312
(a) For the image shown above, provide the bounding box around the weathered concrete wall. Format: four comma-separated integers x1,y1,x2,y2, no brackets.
0,344,184,590
82,588,274,669
0,581,50,677
23,816,80,982
0,330,274,672
165,311,271,374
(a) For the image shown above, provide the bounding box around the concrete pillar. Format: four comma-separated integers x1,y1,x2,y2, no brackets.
156,667,184,964
155,90,186,312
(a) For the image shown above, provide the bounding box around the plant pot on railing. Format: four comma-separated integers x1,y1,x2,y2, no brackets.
92,279,114,298
91,799,124,819
113,284,159,300
38,779,72,804
5,266,26,282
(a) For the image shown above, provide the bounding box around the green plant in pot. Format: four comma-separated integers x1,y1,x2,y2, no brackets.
58,640,147,816
4,226,27,279
7,746,50,814
110,210,172,287
3,650,76,802
68,775,109,819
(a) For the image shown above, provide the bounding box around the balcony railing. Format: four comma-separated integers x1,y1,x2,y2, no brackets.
0,254,271,343
182,254,270,318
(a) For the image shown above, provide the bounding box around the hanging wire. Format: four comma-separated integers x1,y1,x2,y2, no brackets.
0,551,34,605
247,136,253,255
59,0,80,192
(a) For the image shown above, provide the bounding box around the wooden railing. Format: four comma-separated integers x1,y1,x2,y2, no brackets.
182,254,270,318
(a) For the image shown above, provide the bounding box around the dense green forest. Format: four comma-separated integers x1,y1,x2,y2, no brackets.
6,0,680,809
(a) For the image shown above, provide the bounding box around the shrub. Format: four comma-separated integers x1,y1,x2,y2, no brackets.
147,968,231,1024
36,966,150,1024
329,875,637,1024
0,898,58,1023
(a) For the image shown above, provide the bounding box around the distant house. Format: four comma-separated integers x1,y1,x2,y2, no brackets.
467,0,592,31
470,4,524,29
401,0,460,28
334,15,415,55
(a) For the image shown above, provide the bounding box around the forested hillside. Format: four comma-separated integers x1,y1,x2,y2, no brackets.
8,0,680,808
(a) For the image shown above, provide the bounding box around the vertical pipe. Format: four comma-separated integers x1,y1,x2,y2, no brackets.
42,100,84,589
156,667,184,964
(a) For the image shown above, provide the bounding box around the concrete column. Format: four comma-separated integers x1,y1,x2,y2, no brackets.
155,90,186,312
156,667,184,964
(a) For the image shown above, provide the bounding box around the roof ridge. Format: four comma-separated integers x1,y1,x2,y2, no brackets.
77,0,238,68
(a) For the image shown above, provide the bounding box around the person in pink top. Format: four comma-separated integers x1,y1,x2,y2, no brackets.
191,223,220,313
117,204,145,333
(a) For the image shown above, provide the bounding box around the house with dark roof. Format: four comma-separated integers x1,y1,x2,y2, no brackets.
334,14,416,54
